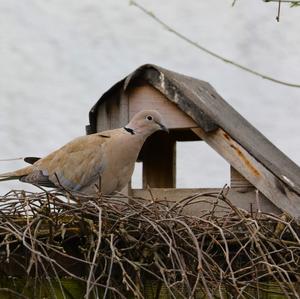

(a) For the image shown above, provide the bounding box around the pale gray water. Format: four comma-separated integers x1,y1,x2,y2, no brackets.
0,0,299,193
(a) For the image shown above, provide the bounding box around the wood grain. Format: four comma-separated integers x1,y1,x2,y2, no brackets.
128,84,198,129
96,90,129,131
131,187,281,216
230,166,254,191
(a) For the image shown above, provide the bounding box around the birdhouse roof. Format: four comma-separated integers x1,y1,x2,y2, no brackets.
88,64,300,197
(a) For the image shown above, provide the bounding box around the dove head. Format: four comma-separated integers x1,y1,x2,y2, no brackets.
126,110,168,137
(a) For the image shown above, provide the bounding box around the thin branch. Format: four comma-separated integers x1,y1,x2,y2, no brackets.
232,0,238,6
276,0,282,21
0,188,300,297
130,1,300,88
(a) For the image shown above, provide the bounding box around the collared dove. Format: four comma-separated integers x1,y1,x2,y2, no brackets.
0,110,168,195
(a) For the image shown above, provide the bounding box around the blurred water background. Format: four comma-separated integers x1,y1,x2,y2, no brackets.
0,0,299,194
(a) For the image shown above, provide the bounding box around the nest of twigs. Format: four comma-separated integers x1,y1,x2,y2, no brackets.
0,188,300,299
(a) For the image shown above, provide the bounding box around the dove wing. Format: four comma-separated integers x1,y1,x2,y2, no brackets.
22,133,111,191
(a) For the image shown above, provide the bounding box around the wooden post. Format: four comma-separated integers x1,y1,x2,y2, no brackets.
141,132,176,188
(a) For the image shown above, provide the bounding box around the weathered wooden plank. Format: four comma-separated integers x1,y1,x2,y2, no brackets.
132,187,219,200
131,188,281,216
191,127,300,219
127,84,198,129
96,90,129,131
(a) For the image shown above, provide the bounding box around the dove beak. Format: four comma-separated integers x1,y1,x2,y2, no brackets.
156,121,169,133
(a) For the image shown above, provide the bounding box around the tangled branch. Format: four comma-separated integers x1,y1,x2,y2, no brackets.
0,189,299,298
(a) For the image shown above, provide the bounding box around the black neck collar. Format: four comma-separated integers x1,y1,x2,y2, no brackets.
123,127,135,135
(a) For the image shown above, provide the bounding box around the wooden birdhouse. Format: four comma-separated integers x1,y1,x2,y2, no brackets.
86,64,300,219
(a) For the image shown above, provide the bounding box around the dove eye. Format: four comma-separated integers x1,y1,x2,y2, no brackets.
146,115,153,121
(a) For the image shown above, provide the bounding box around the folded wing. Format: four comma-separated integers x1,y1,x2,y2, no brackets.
1,133,110,192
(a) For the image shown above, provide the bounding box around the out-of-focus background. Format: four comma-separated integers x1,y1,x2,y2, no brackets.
0,0,299,194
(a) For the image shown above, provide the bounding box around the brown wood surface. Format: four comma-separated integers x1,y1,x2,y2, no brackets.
127,84,198,129
230,166,254,191
96,89,129,131
131,187,281,216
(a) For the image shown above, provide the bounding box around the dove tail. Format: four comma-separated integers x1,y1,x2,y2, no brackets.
0,166,33,182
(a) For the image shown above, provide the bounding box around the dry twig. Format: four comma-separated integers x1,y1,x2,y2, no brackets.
0,189,299,298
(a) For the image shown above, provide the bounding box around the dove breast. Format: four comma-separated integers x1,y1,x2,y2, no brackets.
79,129,144,195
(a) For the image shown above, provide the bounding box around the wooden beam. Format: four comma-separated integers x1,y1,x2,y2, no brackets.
131,188,281,216
191,127,300,219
